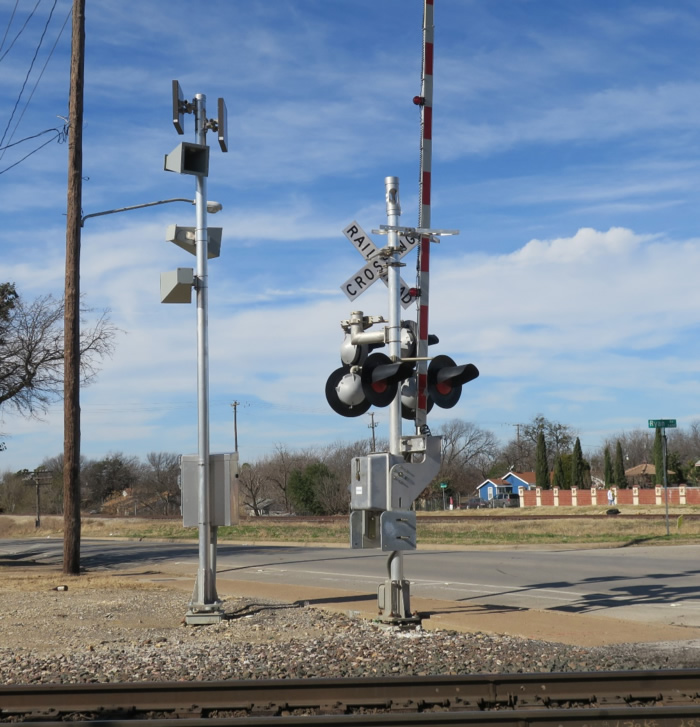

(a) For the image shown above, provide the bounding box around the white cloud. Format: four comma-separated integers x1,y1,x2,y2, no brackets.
3,1,700,472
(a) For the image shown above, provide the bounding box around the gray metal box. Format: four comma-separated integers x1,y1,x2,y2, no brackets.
181,452,239,527
160,268,193,304
349,509,381,549
350,452,391,511
163,142,210,177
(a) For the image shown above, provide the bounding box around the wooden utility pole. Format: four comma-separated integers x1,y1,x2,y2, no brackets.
63,0,85,575
230,401,239,452
368,412,378,452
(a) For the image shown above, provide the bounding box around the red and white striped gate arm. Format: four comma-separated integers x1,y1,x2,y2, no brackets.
414,0,434,432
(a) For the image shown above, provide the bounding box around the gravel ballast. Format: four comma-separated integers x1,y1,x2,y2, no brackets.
0,578,697,685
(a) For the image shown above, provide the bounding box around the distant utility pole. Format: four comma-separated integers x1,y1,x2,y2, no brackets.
25,470,53,528
368,412,378,452
63,0,85,577
230,401,239,453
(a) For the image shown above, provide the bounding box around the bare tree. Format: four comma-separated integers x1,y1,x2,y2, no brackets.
320,439,371,482
602,429,653,469
38,453,67,515
520,415,576,468
666,422,700,482
0,469,33,513
238,462,271,516
313,465,348,515
139,452,180,516
436,419,499,494
0,287,117,418
259,444,310,513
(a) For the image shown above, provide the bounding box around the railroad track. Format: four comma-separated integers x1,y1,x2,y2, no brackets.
3,669,700,725
83,513,700,525
261,514,700,523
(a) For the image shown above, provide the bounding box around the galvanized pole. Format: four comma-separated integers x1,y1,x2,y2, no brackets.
384,176,409,616
190,93,218,617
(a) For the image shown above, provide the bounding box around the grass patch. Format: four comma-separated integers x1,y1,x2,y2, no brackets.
2,509,699,547
417,513,700,546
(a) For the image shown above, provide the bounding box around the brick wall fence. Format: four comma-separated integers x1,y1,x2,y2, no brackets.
518,486,700,507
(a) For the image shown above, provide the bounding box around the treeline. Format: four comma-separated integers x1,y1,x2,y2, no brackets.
3,416,700,517
0,452,180,517
241,416,700,513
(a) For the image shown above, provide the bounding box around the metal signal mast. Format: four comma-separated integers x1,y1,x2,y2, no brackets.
324,0,480,627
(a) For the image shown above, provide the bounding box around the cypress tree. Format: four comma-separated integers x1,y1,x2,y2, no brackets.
603,446,613,487
535,430,549,489
653,427,664,485
614,440,628,489
552,454,566,490
571,437,585,489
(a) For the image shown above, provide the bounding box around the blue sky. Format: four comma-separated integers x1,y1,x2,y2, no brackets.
2,0,700,472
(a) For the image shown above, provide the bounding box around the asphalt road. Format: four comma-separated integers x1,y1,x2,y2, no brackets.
2,538,700,630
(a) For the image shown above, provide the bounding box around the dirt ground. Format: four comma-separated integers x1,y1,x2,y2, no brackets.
3,560,700,651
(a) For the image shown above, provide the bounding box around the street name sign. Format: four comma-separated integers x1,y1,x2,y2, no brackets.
340,221,417,309
648,419,677,428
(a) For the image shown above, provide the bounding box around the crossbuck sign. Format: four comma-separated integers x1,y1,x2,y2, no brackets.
340,221,417,309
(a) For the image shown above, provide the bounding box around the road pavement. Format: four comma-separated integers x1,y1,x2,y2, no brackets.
2,538,700,645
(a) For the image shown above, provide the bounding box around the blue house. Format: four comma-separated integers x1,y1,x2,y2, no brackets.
476,471,536,502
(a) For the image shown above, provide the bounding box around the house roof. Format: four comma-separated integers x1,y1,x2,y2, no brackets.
625,463,655,476
504,471,537,485
625,463,672,477
476,477,508,491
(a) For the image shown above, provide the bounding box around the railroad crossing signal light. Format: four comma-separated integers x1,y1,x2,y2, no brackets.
427,355,479,409
339,333,369,367
400,376,434,420
325,367,371,418
361,353,415,408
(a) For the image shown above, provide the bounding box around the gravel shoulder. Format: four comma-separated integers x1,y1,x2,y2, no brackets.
1,566,697,685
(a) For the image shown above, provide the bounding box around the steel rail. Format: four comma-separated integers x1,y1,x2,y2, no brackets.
243,514,700,522
3,669,700,720
75,513,700,524
5,704,700,727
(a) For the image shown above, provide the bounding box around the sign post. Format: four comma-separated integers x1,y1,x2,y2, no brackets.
648,419,676,536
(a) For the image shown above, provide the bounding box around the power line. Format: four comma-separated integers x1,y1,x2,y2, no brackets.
1,5,71,160
0,126,63,175
0,125,64,151
0,0,41,64
0,0,21,56
0,0,59,154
